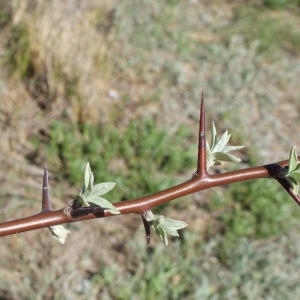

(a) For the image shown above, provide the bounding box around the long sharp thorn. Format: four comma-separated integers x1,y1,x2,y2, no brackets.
142,216,151,246
42,165,51,211
197,90,207,177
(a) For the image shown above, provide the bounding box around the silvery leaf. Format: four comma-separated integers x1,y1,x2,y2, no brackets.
161,218,188,230
212,131,230,153
287,177,298,195
288,169,300,185
214,152,241,163
87,196,120,214
153,225,168,246
49,225,70,244
83,162,91,193
161,218,187,237
206,140,213,167
87,171,94,195
207,123,243,169
92,182,116,197
288,146,298,173
162,227,179,236
210,122,217,150
82,175,93,199
52,235,66,244
288,175,298,186
222,145,244,153
146,212,188,246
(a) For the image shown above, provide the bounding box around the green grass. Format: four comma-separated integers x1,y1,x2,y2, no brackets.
8,23,32,79
33,119,196,202
84,230,300,300
210,179,299,242
262,0,300,9
228,3,300,57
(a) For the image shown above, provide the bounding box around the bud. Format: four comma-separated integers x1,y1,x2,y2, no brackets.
49,225,70,244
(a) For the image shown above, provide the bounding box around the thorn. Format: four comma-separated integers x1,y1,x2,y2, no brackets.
42,165,51,211
142,215,151,246
197,90,208,177
277,178,300,206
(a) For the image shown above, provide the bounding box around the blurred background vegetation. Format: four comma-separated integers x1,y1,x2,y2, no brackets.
0,0,300,299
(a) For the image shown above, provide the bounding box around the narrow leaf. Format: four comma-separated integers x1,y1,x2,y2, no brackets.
82,174,93,199
287,177,299,195
223,145,244,153
288,146,298,173
210,122,217,150
214,152,241,163
161,218,188,230
52,235,66,244
161,218,187,237
87,196,120,214
288,169,300,185
92,182,116,197
206,140,213,167
162,227,179,237
288,175,298,186
87,171,94,194
83,162,91,193
213,131,230,153
153,225,168,246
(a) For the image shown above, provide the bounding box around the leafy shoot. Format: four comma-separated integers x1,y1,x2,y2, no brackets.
71,163,120,215
206,122,244,169
143,211,187,246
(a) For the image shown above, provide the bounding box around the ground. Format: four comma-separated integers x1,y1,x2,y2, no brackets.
1,1,300,299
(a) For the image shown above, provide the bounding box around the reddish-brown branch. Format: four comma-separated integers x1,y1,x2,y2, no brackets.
0,94,298,238
0,159,294,237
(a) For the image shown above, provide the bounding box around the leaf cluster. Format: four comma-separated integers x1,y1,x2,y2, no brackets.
206,122,244,169
71,163,119,215
286,146,300,194
144,211,187,246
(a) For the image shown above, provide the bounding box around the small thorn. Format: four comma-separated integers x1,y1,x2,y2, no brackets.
42,165,51,211
142,215,151,246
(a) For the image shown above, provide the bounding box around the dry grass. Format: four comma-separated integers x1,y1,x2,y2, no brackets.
8,1,116,123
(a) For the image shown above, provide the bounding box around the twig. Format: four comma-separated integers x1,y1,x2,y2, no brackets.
0,94,298,238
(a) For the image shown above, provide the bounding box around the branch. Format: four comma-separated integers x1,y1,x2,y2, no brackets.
0,93,298,239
